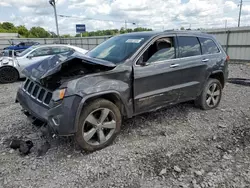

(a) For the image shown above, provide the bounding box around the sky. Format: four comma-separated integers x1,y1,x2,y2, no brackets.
0,0,250,35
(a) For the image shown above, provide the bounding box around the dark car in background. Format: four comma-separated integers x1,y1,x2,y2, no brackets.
16,31,229,152
3,41,40,56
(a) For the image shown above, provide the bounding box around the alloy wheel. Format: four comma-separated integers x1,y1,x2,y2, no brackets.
206,83,221,107
82,108,116,146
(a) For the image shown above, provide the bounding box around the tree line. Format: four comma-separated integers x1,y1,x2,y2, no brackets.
0,22,153,38
0,22,51,38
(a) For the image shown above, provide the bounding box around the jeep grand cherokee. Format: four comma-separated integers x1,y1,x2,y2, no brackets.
16,31,229,151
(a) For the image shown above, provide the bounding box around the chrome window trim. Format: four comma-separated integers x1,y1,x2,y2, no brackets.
133,35,222,67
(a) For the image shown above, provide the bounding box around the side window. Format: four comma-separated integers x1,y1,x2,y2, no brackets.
178,36,201,58
60,47,72,53
137,37,176,64
51,47,61,54
199,38,220,54
51,47,73,55
31,47,52,57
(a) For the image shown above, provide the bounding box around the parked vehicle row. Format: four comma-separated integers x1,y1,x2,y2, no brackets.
3,41,40,53
0,44,88,83
16,31,229,152
2,41,40,57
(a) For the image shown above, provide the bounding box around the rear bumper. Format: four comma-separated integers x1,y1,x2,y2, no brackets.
16,87,82,136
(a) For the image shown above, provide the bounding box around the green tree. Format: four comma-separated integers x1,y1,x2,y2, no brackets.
29,27,50,38
180,27,185,30
17,25,29,37
61,34,71,38
1,22,15,30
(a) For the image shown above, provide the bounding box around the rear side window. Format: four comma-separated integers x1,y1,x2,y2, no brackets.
178,36,201,58
199,38,220,54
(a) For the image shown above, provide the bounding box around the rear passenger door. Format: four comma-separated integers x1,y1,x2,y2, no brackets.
176,35,207,100
198,37,222,73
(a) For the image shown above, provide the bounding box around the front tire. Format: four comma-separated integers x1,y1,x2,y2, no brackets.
0,66,19,83
195,78,222,110
75,99,121,152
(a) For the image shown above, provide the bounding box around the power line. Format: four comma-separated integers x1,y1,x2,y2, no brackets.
58,14,136,24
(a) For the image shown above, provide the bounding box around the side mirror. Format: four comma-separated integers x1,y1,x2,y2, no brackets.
27,54,34,59
137,56,149,66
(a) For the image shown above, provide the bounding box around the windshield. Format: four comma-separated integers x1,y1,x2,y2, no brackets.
17,46,36,57
87,35,149,64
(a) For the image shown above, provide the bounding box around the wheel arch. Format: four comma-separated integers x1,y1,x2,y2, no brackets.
74,91,129,131
208,70,225,88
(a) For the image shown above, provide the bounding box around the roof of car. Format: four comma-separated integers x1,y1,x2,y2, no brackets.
30,44,88,53
34,44,75,48
120,30,212,38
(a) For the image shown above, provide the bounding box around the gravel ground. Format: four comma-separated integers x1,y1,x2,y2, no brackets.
1,64,250,188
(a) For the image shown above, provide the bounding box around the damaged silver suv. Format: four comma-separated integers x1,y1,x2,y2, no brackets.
16,31,229,151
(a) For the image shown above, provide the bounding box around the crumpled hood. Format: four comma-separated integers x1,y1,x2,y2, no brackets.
22,51,116,83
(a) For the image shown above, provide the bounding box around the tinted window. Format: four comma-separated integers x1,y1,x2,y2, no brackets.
199,38,220,54
87,35,149,64
17,46,36,57
51,47,73,54
60,47,72,53
144,37,176,63
31,47,52,57
18,42,25,46
178,36,201,58
51,47,62,54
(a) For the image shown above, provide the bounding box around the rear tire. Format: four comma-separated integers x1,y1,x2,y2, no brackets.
195,78,222,110
75,99,121,152
0,66,19,83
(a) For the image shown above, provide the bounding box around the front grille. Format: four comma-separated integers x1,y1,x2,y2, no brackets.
23,78,52,106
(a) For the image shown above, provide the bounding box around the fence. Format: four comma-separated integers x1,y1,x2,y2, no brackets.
206,26,250,63
0,36,111,52
1,26,250,63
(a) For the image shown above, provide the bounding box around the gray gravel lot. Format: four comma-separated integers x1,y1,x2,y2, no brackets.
0,64,250,188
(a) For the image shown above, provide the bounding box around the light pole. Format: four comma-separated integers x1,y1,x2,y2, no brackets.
238,0,243,27
49,0,60,38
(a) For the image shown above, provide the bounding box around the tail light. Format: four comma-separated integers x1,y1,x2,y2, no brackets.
226,55,230,61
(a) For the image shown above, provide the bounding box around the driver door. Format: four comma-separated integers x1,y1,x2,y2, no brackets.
133,36,181,114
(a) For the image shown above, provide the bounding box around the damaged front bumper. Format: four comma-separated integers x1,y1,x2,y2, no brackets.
16,87,82,136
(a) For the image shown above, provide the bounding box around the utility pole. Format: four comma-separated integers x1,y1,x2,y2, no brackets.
49,0,60,38
125,20,127,30
225,19,227,29
238,0,243,27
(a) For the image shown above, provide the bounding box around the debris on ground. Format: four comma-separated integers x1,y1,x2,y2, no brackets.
228,78,250,86
37,141,50,157
174,165,182,173
9,139,21,149
159,168,167,176
19,140,34,155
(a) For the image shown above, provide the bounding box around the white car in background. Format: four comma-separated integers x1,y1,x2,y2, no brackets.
0,44,88,83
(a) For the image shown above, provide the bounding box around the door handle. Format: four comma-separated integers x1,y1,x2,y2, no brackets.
170,64,180,68
202,59,209,62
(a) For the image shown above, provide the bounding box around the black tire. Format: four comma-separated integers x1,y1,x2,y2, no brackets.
75,99,121,152
195,78,222,110
0,66,19,83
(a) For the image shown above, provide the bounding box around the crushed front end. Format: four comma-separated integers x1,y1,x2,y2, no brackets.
16,77,82,135
16,51,116,136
